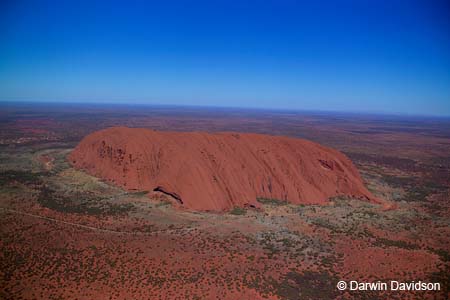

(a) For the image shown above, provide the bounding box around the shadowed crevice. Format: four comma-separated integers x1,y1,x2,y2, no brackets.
153,186,184,204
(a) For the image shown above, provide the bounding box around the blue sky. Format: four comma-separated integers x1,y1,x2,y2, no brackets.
1,0,449,115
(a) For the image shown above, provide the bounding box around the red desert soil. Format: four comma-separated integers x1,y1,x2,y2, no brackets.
69,127,378,211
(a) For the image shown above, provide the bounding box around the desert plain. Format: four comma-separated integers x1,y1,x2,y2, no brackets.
0,103,449,299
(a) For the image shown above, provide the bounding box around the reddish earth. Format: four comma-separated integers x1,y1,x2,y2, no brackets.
69,127,378,211
1,105,449,299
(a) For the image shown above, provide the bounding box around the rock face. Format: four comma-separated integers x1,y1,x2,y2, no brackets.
69,127,378,211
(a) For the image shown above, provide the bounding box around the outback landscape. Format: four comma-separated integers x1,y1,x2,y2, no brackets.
0,103,449,299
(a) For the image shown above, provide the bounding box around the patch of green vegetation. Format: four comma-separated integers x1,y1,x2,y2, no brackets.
361,210,379,218
128,190,149,197
37,185,134,216
0,170,45,186
229,206,246,215
256,197,287,206
311,218,338,232
372,237,419,250
428,247,450,262
403,181,447,202
48,149,72,173
381,174,447,202
262,243,280,258
156,199,172,207
381,174,415,188
278,238,293,247
272,271,339,300
320,255,335,268
258,233,282,258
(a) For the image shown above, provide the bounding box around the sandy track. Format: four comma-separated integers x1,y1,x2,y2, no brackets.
0,207,196,236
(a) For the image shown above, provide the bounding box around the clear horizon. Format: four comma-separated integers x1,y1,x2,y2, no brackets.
3,99,450,119
1,1,449,116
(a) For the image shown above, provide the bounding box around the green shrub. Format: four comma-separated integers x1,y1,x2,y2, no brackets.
229,207,246,215
256,197,287,206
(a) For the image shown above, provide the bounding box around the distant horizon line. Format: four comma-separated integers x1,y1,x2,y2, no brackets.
1,99,449,119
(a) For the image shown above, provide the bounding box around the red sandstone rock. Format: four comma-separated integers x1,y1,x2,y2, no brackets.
69,127,379,211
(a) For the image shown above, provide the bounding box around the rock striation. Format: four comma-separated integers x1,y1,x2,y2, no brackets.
69,127,379,211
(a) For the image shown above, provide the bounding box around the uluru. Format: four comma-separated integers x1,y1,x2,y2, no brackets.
69,127,378,211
